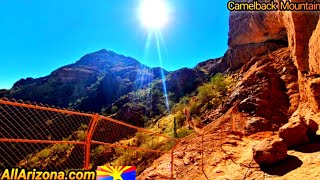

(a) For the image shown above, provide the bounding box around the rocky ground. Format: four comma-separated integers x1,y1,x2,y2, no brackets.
138,130,320,180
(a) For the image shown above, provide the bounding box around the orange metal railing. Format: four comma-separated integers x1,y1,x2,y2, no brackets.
0,98,179,178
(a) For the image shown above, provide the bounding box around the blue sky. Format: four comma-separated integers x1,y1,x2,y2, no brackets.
0,0,229,89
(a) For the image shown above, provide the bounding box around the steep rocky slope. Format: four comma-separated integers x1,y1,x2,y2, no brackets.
104,68,205,126
2,49,167,112
138,4,320,180
2,49,216,122
0,89,7,97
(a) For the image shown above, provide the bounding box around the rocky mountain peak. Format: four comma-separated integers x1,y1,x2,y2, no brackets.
74,49,142,70
4,50,169,112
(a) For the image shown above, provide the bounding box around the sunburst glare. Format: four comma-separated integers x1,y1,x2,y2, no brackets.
138,0,172,112
138,0,170,31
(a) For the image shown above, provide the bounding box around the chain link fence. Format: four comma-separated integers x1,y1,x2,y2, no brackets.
0,98,179,178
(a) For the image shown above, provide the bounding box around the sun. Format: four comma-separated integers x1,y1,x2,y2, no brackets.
138,0,170,31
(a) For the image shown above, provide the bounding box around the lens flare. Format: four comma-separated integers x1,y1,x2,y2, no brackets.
155,32,170,111
140,32,170,112
139,0,171,112
139,0,170,30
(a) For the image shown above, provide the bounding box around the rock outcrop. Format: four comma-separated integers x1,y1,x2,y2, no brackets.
225,1,288,71
223,40,287,71
217,1,320,134
282,7,320,118
228,10,286,47
220,48,298,134
225,0,320,121
309,18,320,74
279,117,319,147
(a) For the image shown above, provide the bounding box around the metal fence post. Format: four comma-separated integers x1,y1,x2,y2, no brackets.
171,147,174,180
201,130,210,180
170,140,180,180
84,113,99,170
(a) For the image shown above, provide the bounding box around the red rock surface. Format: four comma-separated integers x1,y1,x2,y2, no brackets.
279,119,309,147
252,138,288,166
229,10,286,47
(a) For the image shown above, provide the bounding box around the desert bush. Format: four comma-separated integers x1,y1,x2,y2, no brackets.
175,111,186,127
106,132,175,175
189,100,199,115
111,105,118,113
177,127,195,138
198,73,234,107
172,96,190,112
38,148,51,159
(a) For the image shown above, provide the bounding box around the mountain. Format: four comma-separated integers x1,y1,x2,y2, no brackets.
2,48,222,126
0,44,224,171
2,49,168,112
103,67,206,126
0,89,7,97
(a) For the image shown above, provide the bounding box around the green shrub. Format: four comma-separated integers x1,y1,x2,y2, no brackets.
91,145,109,158
79,124,88,131
38,148,50,158
177,127,195,138
210,73,232,94
30,157,39,164
197,73,234,107
111,105,119,113
51,144,72,154
189,100,199,115
175,111,186,127
74,130,86,141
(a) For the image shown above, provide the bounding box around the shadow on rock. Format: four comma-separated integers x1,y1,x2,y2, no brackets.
261,155,302,176
293,141,320,153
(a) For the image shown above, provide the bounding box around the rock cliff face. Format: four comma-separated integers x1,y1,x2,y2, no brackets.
228,10,286,47
213,7,288,73
283,10,320,118
224,3,320,132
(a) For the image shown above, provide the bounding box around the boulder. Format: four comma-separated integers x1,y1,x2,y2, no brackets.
306,119,319,139
253,138,288,166
279,120,309,147
245,117,272,134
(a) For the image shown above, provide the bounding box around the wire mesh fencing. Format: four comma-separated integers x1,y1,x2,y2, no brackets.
198,109,246,180
0,98,179,178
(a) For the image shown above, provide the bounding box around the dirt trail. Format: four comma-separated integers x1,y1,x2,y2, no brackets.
138,129,320,180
